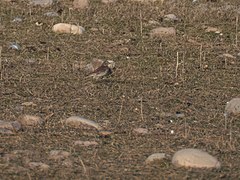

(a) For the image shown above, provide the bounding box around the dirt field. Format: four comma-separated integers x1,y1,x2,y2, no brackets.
0,0,240,179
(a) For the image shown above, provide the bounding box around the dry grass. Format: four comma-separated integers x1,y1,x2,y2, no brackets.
0,0,240,179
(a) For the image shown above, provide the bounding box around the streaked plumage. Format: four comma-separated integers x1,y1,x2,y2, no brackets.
88,61,112,79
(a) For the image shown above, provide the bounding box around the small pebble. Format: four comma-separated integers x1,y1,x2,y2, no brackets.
133,128,149,134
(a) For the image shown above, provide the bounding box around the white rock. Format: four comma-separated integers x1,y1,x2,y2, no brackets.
28,162,50,171
172,148,221,169
73,0,89,9
18,115,44,127
145,153,166,164
150,27,176,38
74,140,98,147
49,150,70,160
225,98,240,116
52,23,85,35
64,116,102,130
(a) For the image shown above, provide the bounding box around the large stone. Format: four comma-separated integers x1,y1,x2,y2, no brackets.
172,148,221,169
52,23,85,35
225,98,240,116
64,116,102,130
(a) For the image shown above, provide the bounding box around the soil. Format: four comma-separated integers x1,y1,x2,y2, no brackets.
0,0,240,179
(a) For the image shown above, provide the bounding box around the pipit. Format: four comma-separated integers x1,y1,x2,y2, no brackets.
87,61,113,79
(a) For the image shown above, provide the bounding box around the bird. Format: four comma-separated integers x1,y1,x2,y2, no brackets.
87,61,113,79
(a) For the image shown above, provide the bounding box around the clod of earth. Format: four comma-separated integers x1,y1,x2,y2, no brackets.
172,148,221,169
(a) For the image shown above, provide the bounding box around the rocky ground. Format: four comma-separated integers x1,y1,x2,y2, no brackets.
0,0,240,179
